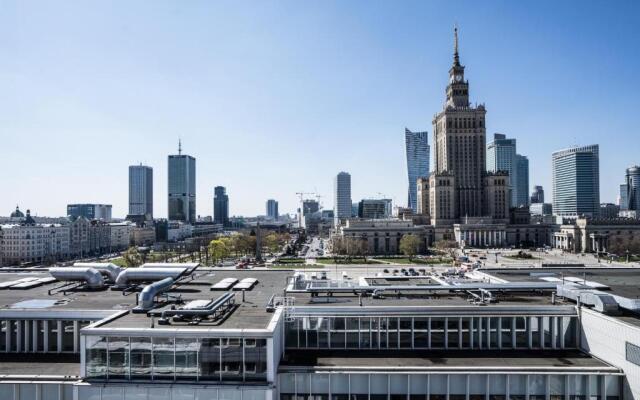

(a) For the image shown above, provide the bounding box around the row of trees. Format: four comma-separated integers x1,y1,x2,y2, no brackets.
208,231,291,264
331,234,458,261
607,235,640,256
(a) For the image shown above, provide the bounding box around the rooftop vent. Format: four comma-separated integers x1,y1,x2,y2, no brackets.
211,278,238,291
233,278,258,291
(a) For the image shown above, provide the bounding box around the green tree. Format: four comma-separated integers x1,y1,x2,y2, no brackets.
434,239,458,261
123,246,143,268
208,239,230,264
399,234,421,260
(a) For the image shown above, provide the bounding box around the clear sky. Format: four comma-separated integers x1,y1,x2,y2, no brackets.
1,1,638,218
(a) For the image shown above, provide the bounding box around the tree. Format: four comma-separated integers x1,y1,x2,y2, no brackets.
399,234,421,260
264,233,280,254
123,246,143,268
208,239,230,265
434,239,458,261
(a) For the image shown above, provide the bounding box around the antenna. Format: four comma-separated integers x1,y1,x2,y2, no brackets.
178,138,182,155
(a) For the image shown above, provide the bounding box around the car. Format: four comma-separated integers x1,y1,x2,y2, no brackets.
479,256,487,260
383,269,390,274
393,269,399,274
418,268,426,275
401,268,407,273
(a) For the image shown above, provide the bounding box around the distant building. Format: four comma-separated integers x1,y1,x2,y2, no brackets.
404,128,430,212
129,164,153,219
109,222,133,250
416,177,430,216
530,185,545,204
599,203,620,219
213,186,229,227
357,199,392,219
334,172,351,226
67,204,112,221
620,165,640,212
552,145,600,218
530,203,553,216
266,199,279,220
337,219,432,255
620,184,629,211
515,154,529,207
302,200,319,216
168,141,196,223
486,133,519,207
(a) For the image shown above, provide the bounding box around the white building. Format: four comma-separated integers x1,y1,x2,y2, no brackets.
108,222,133,250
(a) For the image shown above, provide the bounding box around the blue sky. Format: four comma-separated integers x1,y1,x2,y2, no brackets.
1,1,638,218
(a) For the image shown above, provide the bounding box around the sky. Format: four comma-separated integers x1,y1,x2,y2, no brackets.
1,1,639,219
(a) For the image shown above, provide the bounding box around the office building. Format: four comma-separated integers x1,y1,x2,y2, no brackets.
213,186,230,227
515,154,529,207
530,202,553,216
2,265,639,399
416,177,430,215
620,165,640,212
552,145,600,218
128,164,153,219
620,184,630,211
266,199,279,220
530,185,545,204
67,204,112,221
357,199,392,219
334,172,352,226
168,142,196,223
405,128,430,212
487,133,517,206
600,203,620,219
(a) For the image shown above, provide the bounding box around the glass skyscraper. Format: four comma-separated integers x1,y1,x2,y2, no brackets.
487,133,518,207
214,186,229,226
552,144,600,218
334,172,351,226
516,154,530,207
128,164,153,219
404,128,429,212
168,146,196,223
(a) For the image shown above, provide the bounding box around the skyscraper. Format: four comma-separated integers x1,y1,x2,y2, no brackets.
552,145,600,218
213,186,229,226
334,172,352,226
487,133,517,206
530,185,545,204
168,141,196,223
623,166,640,212
266,199,279,220
404,128,430,212
515,154,530,207
128,164,153,219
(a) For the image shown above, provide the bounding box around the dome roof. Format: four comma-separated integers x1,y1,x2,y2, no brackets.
10,205,24,218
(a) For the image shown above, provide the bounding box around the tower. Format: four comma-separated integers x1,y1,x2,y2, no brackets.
405,128,430,212
334,172,352,227
168,141,196,223
129,164,153,219
430,27,487,223
213,186,230,226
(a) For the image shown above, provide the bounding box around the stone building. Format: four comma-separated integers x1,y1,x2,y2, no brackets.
336,219,433,255
553,218,640,253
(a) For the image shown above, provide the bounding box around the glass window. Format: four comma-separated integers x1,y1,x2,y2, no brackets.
390,375,407,400
550,375,565,400
515,317,527,348
400,318,412,348
370,374,388,400
605,375,620,400
286,319,299,348
244,338,267,382
564,317,577,348
199,338,221,381
509,375,526,400
448,318,460,348
36,320,45,352
569,375,587,400
306,317,318,348
62,321,75,352
387,318,399,349
331,317,346,349
176,338,199,381
296,374,310,400
0,321,7,352
47,320,58,353
153,337,175,380
317,318,329,348
530,375,546,400
414,318,428,348
531,317,542,348
108,336,129,379
85,336,108,379
311,374,330,400
346,318,359,349
461,318,471,349
431,318,445,348
489,317,499,348
469,375,486,400
501,318,512,349
350,374,369,400
331,374,349,400
130,337,152,380
409,375,427,400
221,338,243,381
359,318,372,349
430,374,447,400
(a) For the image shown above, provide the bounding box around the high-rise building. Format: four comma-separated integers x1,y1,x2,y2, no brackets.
67,204,112,221
357,199,392,219
515,154,530,207
530,185,545,204
552,144,600,218
600,203,620,219
486,133,521,207
405,128,430,212
622,165,640,212
213,186,229,226
416,177,430,215
334,172,352,226
619,184,629,211
168,141,196,223
266,199,279,220
128,164,153,219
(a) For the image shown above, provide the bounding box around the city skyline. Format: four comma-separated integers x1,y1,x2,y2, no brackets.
2,1,639,218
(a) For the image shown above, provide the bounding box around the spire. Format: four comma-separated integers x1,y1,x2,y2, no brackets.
178,138,182,155
453,24,460,67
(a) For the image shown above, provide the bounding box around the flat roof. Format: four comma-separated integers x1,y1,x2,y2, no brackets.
279,350,619,373
0,354,80,380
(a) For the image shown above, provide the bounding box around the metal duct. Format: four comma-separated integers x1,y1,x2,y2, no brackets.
159,292,235,320
138,277,175,310
557,284,620,315
49,267,104,289
141,263,199,273
114,267,187,288
73,262,121,282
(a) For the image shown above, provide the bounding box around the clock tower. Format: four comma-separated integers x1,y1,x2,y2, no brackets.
446,27,469,108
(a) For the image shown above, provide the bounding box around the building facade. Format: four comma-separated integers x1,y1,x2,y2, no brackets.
416,177,430,216
405,128,430,212
552,145,600,218
214,186,230,227
486,133,517,206
266,199,279,220
337,218,433,255
357,199,392,219
531,185,545,204
128,164,153,219
620,166,640,212
67,204,112,221
553,217,640,254
334,172,352,227
516,154,530,207
168,144,196,223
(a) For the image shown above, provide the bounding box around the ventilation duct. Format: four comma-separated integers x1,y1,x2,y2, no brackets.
557,284,620,315
49,267,104,289
114,267,187,288
137,277,175,310
73,262,121,282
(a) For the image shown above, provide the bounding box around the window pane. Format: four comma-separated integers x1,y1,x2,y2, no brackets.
86,336,108,379
244,338,267,382
130,337,152,380
153,337,175,380
176,338,199,381
221,338,243,381
200,338,221,381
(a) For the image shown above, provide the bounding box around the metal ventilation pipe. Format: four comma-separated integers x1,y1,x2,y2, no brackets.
114,267,187,288
49,267,104,289
73,262,122,282
138,277,175,310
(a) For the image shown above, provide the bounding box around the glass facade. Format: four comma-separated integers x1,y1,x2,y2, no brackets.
168,154,196,223
85,336,267,382
285,315,577,350
405,129,430,212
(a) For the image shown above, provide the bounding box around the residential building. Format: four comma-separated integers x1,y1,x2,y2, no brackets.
168,142,196,223
266,199,279,220
516,154,529,207
131,226,156,246
67,204,112,221
213,186,230,227
128,164,153,219
357,199,392,219
530,185,545,204
167,220,193,242
334,172,352,227
552,145,600,218
405,128,430,212
109,222,133,250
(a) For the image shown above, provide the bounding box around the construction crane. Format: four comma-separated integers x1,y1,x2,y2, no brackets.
296,192,315,203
